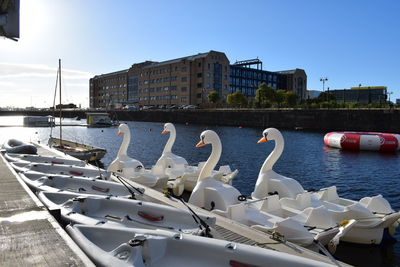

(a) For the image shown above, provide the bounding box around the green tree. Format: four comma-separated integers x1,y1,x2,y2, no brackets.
275,90,286,107
255,83,276,107
208,90,220,104
284,91,298,106
317,92,336,102
227,91,248,107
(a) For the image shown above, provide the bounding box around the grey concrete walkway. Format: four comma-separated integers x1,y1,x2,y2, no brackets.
0,153,94,267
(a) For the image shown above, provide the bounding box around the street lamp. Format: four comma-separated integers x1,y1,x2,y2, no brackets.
320,77,328,92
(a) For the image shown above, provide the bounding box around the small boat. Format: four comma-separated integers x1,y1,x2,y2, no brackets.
152,123,238,196
324,131,400,151
17,171,145,199
10,161,109,179
38,191,216,236
86,112,117,127
2,139,37,154
48,137,107,161
66,224,330,267
48,59,107,162
23,115,55,127
4,152,86,166
251,127,400,245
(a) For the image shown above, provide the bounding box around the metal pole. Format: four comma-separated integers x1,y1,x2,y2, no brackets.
59,59,62,146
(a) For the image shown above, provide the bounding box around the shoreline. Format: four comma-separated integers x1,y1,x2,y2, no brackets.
1,108,400,132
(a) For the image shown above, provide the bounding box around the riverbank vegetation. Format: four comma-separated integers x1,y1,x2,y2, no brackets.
217,83,397,109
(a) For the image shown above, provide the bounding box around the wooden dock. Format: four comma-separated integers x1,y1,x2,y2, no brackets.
0,153,94,267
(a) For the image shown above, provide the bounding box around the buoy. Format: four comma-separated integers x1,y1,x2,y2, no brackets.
324,132,400,152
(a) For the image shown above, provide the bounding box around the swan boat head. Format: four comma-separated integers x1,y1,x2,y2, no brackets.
251,128,304,200
107,123,144,175
189,130,241,211
153,123,188,175
162,123,176,150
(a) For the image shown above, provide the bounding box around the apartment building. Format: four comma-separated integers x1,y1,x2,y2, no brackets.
89,50,307,108
90,51,229,108
89,69,128,108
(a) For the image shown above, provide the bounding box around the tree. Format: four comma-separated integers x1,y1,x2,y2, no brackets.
284,91,298,106
275,90,286,107
227,91,248,107
317,92,336,102
208,90,220,104
255,83,276,107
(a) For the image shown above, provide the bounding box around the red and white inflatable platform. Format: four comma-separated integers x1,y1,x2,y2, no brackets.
324,132,400,151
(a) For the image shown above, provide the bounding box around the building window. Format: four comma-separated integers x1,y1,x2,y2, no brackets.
181,97,187,102
181,77,187,82
181,87,187,92
197,73,202,78
197,83,202,88
196,93,202,98
208,63,210,69
198,62,201,67
181,67,187,72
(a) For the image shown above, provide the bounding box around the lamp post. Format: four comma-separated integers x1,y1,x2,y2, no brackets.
320,77,328,92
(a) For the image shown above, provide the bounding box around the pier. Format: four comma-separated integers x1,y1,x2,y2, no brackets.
0,152,94,266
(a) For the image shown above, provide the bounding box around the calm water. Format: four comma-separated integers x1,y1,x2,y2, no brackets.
0,116,399,266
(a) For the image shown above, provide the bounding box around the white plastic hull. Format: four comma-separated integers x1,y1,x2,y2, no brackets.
38,191,216,235
66,225,331,267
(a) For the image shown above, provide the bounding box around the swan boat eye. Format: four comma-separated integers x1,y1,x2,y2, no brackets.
201,135,205,142
264,132,268,140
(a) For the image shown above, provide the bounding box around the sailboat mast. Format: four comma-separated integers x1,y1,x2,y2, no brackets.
59,59,62,146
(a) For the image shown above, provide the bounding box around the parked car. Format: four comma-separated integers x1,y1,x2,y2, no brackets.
124,105,137,110
183,105,199,109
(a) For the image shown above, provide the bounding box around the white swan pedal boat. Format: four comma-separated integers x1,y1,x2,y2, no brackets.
38,191,216,236
66,224,332,267
187,130,350,247
107,124,169,189
251,127,400,245
152,123,238,195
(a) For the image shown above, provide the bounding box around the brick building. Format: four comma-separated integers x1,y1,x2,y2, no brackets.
89,50,306,108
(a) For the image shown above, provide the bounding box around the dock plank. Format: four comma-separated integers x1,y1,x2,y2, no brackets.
0,154,94,267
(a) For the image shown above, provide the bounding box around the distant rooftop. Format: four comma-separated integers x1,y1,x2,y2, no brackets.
141,50,222,69
92,69,128,79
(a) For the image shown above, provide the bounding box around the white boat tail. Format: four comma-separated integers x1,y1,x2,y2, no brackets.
66,224,333,267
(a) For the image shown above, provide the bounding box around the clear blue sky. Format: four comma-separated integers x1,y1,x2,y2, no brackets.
1,0,399,107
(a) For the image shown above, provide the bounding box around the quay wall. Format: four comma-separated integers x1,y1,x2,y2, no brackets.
1,109,400,132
